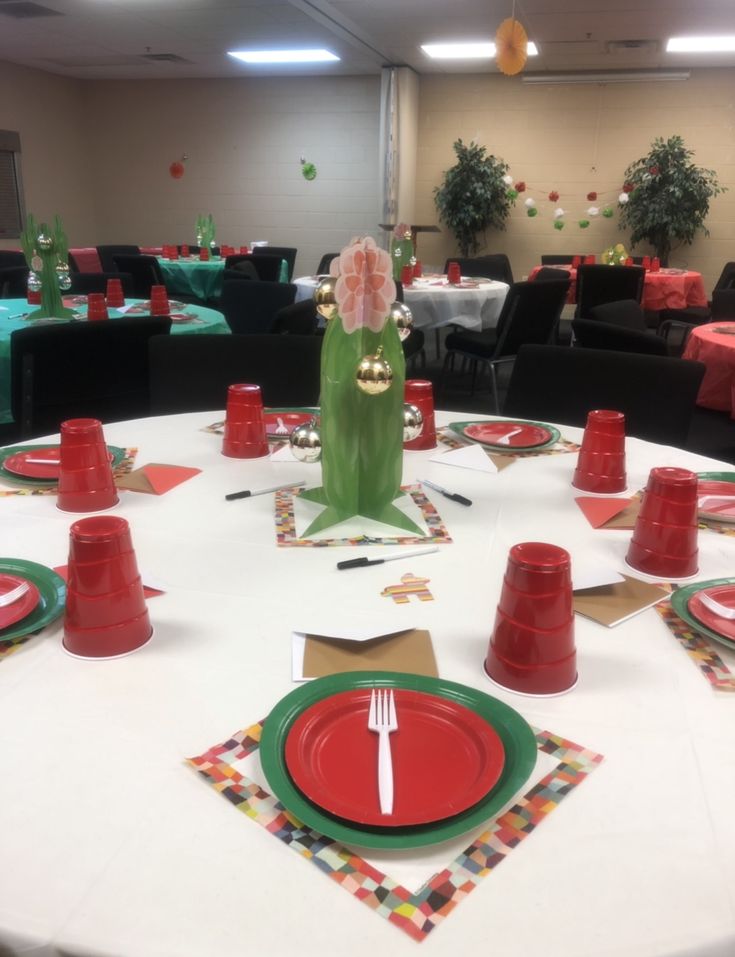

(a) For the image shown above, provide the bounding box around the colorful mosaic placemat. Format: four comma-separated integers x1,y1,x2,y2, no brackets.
0,633,32,662
276,484,452,547
655,600,735,692
0,448,138,498
188,722,602,943
438,430,580,458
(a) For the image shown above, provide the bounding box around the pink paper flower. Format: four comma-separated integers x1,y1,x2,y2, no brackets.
332,237,396,334
393,222,411,240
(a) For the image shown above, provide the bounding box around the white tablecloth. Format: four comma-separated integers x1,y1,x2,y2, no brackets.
1,412,734,957
294,276,510,332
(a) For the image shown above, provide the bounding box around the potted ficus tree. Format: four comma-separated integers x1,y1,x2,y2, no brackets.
434,139,515,256
618,135,726,266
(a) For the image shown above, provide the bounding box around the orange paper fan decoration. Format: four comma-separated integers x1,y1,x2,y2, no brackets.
495,17,528,76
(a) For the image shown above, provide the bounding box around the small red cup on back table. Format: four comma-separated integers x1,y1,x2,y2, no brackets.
403,379,436,450
106,278,125,308
446,262,461,284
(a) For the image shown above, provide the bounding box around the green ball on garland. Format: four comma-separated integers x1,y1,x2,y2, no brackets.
602,206,614,218
301,161,317,181
553,220,565,231
578,219,590,229
506,188,519,201
526,207,538,218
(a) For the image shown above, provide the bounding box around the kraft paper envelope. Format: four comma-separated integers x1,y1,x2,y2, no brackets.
301,628,438,679
573,574,668,627
116,463,201,495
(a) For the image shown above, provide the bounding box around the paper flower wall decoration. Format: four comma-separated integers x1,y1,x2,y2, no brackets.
553,207,565,219
586,192,597,201
301,160,317,181
169,161,185,180
502,174,514,186
527,207,538,217
514,181,526,193
524,197,536,208
618,192,630,204
623,182,635,193
548,190,559,202
587,206,599,217
578,219,590,229
506,188,519,201
602,207,614,218
495,17,529,75
554,220,565,230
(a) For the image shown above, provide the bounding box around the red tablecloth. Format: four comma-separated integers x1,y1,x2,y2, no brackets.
682,321,735,416
529,265,707,311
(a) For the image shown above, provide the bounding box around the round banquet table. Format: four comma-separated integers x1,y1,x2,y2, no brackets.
157,256,227,301
1,411,734,957
294,275,510,332
682,321,735,417
0,298,229,426
528,265,708,312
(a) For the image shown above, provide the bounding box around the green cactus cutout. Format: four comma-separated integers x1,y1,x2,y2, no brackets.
20,214,74,320
389,235,414,280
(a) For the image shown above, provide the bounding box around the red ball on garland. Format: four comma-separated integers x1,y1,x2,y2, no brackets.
514,181,526,193
623,182,635,193
586,191,597,201
169,161,185,180
548,190,559,202
649,166,659,176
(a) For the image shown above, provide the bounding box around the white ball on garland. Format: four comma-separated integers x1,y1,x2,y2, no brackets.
502,174,514,186
524,197,536,208
618,192,630,204
553,207,565,219
587,206,599,217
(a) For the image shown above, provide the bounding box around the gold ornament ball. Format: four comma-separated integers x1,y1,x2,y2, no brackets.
314,275,338,321
389,301,414,342
403,403,424,442
289,419,322,463
36,233,53,251
355,346,393,396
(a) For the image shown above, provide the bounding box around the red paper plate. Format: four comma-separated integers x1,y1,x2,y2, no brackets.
284,688,505,827
263,412,314,437
463,421,552,449
687,586,735,643
3,448,113,479
0,574,41,631
697,480,735,522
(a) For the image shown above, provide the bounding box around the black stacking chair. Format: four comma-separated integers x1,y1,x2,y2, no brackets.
571,318,669,356
223,255,261,281
440,277,570,409
112,255,166,299
535,267,571,281
272,299,319,335
96,245,141,273
443,254,513,285
148,333,322,413
575,264,645,318
0,251,27,269
220,280,297,334
0,265,29,298
316,253,339,274
541,254,580,265
587,299,648,331
10,316,171,439
252,245,297,280
225,254,282,282
504,344,705,447
69,272,134,297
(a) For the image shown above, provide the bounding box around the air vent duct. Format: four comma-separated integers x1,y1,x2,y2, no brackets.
140,53,192,64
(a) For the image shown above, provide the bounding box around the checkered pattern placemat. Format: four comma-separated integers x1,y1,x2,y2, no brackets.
188,723,602,942
0,448,138,497
655,601,735,692
275,484,452,547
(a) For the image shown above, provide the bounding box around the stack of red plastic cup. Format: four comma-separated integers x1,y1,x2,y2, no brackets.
572,409,627,493
222,384,269,458
484,542,577,696
168,245,179,261
106,278,125,308
400,264,414,287
572,255,581,268
180,244,190,258
86,292,108,321
641,256,651,270
199,248,210,262
239,245,249,255
62,515,152,659
446,262,461,284
584,254,595,264
651,257,661,272
624,257,634,266
57,418,119,513
403,379,436,450
149,285,170,316
626,467,699,579
413,260,423,279
27,287,41,305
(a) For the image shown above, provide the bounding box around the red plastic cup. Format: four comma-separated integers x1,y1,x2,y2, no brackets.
86,292,108,321
626,467,698,579
446,262,461,284
403,379,436,450
200,248,210,262
571,255,581,268
222,384,269,458
413,260,423,278
169,245,179,260
57,418,119,513
239,246,249,255
484,542,577,696
572,410,626,493
641,256,651,270
180,244,190,257
106,278,125,308
63,516,152,659
625,257,633,266
27,288,41,305
401,264,414,287
584,254,595,264
651,257,660,272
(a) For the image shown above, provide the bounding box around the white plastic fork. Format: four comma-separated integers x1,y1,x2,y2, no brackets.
367,689,397,815
0,582,29,607
274,417,289,436
495,427,523,446
699,592,735,620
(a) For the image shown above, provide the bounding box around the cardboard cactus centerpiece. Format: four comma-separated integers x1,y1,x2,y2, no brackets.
20,214,74,320
299,237,423,537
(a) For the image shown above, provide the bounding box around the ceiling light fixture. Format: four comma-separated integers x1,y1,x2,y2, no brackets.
421,41,537,59
666,36,735,53
227,49,339,64
522,70,690,85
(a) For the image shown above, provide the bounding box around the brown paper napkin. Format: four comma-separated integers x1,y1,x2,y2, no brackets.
573,574,668,626
303,628,438,678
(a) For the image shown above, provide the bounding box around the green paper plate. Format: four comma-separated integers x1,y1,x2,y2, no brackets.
698,471,735,484
260,671,537,849
448,419,561,452
0,558,66,643
671,577,735,653
0,444,126,488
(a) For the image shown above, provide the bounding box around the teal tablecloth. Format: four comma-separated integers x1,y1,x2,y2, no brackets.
159,256,289,300
0,297,230,425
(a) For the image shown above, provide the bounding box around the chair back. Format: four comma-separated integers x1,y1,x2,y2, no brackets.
223,255,260,280
0,265,29,298
711,288,735,321
575,264,645,318
272,299,319,335
220,279,297,334
571,318,668,355
494,278,570,359
504,344,705,446
535,267,570,281
540,254,579,265
96,245,141,273
69,271,134,297
316,253,338,275
587,299,647,331
148,333,322,413
443,254,513,285
712,261,735,293
10,316,171,439
0,251,26,269
68,248,103,273
252,245,297,280
112,255,165,299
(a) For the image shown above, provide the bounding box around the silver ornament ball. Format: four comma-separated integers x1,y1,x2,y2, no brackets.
389,301,414,342
36,233,53,251
27,272,42,292
58,273,72,290
403,403,424,442
289,419,322,463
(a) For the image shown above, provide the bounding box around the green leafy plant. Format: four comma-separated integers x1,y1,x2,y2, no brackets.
434,139,514,256
618,135,726,265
